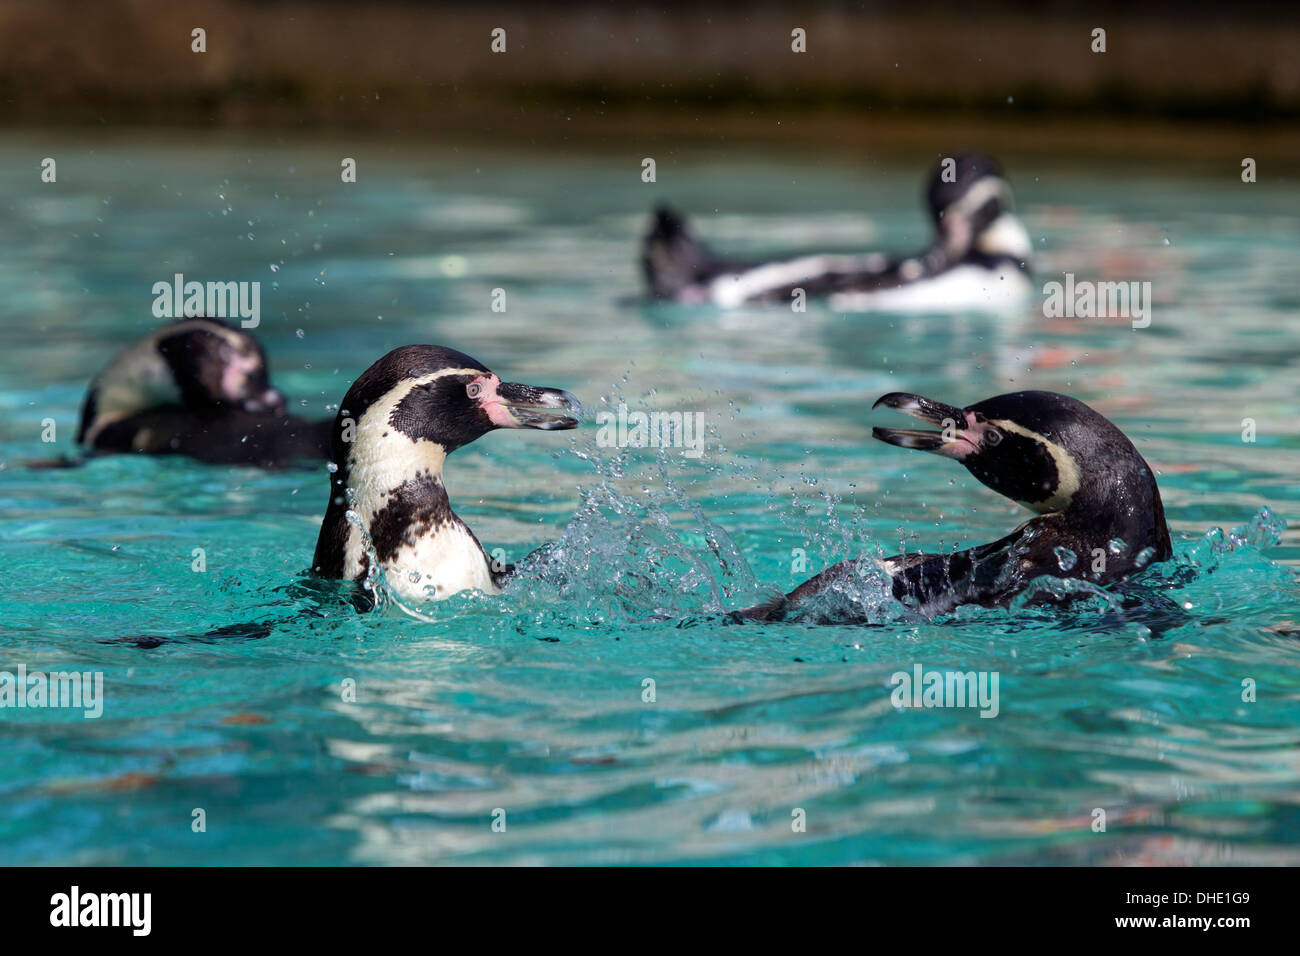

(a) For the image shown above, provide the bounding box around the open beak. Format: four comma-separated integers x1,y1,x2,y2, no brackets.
871,392,977,459
493,381,583,430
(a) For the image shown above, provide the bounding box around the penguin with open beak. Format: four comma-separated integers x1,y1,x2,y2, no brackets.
746,390,1173,621
310,345,581,605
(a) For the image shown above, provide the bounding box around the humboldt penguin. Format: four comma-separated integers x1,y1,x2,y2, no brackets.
75,317,331,468
743,390,1172,622
642,152,1032,312
310,345,581,605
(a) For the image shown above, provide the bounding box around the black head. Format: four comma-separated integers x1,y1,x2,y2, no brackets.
332,344,581,465
155,317,285,416
872,391,1168,544
924,153,1019,258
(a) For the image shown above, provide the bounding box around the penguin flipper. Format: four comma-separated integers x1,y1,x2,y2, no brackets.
728,592,790,623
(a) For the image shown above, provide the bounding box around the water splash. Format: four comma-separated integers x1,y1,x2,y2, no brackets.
1180,506,1285,573
507,441,762,625
330,406,1290,635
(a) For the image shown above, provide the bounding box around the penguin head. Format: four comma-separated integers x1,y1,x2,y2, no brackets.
331,344,581,476
872,390,1161,518
78,317,285,446
642,203,714,299
924,153,1030,263
153,318,285,416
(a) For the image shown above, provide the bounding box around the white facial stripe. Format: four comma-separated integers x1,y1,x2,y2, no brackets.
989,418,1081,513
183,320,248,351
86,341,184,442
943,176,1012,221
153,318,252,357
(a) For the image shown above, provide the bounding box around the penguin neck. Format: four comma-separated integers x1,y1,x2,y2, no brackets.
345,436,457,552
1021,488,1171,576
1062,454,1170,561
347,434,449,511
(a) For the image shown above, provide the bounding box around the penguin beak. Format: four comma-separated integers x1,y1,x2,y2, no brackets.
490,381,583,430
240,388,286,416
871,392,978,459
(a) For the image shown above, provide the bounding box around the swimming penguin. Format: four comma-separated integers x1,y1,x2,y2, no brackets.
310,345,581,605
75,317,332,468
742,390,1172,622
642,153,1032,312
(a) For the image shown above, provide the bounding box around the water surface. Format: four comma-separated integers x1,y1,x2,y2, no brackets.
1,132,1298,864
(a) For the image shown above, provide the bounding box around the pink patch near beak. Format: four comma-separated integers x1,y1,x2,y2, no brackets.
945,412,992,459
220,351,261,401
914,412,983,459
473,374,517,428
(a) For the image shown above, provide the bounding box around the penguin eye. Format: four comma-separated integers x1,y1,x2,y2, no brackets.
985,428,1003,447
466,383,482,399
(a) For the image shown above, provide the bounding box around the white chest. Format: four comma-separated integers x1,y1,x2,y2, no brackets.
830,264,1031,313
344,519,500,604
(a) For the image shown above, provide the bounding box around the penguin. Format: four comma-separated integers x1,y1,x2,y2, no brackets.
74,317,332,468
641,152,1032,312
310,345,581,605
742,390,1172,622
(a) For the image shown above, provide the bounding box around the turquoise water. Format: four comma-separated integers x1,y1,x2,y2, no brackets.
1,132,1298,865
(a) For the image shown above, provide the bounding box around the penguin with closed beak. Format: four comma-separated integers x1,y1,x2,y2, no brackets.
74,317,331,468
743,390,1172,622
311,345,581,605
642,152,1032,312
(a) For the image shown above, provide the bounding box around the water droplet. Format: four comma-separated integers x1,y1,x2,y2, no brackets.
1107,537,1126,554
269,263,280,273
1053,546,1077,571
296,329,305,338
327,462,338,473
